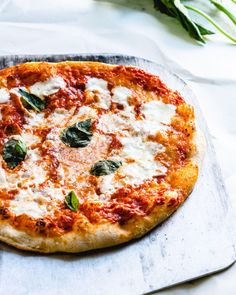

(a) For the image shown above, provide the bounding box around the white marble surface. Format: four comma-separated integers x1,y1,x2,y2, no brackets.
0,0,235,294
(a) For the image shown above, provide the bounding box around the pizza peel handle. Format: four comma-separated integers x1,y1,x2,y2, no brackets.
0,54,235,295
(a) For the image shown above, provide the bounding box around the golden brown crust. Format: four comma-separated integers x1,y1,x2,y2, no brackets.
0,61,202,253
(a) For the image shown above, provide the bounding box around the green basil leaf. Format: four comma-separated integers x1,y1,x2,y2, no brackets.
3,139,27,169
154,0,205,43
65,191,79,212
154,0,175,16
19,89,45,112
90,160,122,176
210,0,236,26
60,119,93,148
195,23,214,35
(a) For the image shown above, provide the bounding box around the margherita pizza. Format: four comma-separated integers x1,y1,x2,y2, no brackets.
0,61,201,252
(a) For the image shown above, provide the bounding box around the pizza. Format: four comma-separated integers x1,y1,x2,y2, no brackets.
0,61,201,253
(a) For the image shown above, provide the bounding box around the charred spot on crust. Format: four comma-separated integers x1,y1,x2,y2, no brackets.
0,207,10,219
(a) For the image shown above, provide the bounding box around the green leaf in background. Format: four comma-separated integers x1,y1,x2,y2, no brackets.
19,89,45,112
186,4,236,43
154,0,236,43
210,0,236,26
3,138,27,169
154,0,175,16
195,23,214,35
154,0,206,42
65,191,79,212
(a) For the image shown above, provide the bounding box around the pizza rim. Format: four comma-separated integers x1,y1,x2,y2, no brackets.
0,61,202,253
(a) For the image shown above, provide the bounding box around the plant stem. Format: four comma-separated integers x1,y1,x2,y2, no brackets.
211,0,236,25
185,5,236,43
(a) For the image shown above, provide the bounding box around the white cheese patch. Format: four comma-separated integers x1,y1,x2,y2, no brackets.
120,161,166,186
10,188,48,219
112,86,132,107
19,149,47,185
99,174,117,197
98,87,176,138
97,113,130,134
97,100,176,138
0,88,10,103
29,76,66,99
0,166,7,186
135,100,176,136
96,86,134,134
76,105,97,119
85,77,111,109
15,133,40,146
26,148,42,161
86,77,108,93
67,106,97,126
120,136,165,160
37,186,65,202
112,86,135,120
0,147,47,189
47,108,74,127
26,112,45,127
9,133,40,146
97,91,177,195
99,137,166,196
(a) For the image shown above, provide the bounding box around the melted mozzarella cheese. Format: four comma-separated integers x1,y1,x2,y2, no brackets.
135,101,176,136
0,88,10,103
99,137,166,195
0,167,7,186
26,113,45,127
68,106,98,125
112,86,132,106
97,86,135,133
98,87,176,196
99,174,117,196
18,149,47,186
120,161,164,186
0,145,47,190
85,77,111,109
98,87,176,138
120,136,164,160
12,133,40,146
10,188,48,218
76,105,97,119
39,187,65,201
29,76,66,99
97,113,130,134
47,108,74,126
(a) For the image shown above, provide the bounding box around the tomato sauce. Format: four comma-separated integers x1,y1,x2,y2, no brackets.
0,62,195,237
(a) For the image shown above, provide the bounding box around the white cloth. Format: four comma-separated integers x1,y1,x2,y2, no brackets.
0,0,236,294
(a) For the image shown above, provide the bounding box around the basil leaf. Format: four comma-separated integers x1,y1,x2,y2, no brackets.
19,89,45,112
65,191,79,212
154,0,236,44
60,119,93,148
3,139,27,169
210,0,236,26
90,160,122,176
195,23,214,35
154,0,205,43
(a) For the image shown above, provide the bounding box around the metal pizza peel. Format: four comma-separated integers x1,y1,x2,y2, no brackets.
0,54,235,295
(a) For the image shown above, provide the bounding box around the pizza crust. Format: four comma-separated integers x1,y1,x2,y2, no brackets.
0,198,187,253
0,61,204,253
0,138,202,253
